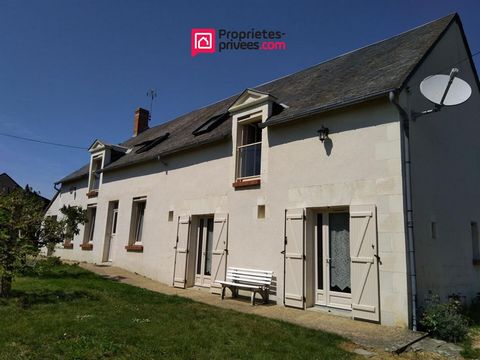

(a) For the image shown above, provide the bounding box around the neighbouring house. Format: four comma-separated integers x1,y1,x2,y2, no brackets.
0,172,50,206
46,13,480,329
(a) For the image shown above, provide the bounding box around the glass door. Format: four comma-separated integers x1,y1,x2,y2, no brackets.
315,211,352,310
107,205,118,262
194,217,214,287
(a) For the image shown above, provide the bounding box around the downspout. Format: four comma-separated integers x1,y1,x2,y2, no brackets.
389,91,418,331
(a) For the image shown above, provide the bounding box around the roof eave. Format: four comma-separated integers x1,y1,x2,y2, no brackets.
260,89,395,128
99,133,231,175
55,173,88,186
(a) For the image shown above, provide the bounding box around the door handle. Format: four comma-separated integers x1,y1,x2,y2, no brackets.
280,250,285,254
326,258,331,263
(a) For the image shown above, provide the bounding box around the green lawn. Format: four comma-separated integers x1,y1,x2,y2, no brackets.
0,262,353,360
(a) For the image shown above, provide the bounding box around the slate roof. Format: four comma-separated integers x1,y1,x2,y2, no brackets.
57,13,457,185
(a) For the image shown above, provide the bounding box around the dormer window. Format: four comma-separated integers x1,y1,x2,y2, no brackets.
86,139,127,198
91,156,102,190
236,120,262,179
87,155,103,197
229,89,275,188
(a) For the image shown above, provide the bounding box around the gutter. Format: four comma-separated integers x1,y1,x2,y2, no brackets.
389,90,418,331
260,89,395,128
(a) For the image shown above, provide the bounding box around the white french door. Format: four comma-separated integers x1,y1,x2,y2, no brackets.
194,217,214,287
315,211,352,310
107,205,118,262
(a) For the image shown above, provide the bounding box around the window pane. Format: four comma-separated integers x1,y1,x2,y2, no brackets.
88,208,97,242
204,218,214,276
329,212,351,294
112,210,118,234
241,123,261,145
93,173,100,190
237,143,261,178
196,219,204,275
317,214,323,290
91,158,102,190
135,202,145,243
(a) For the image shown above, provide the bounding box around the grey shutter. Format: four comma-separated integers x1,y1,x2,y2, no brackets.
350,205,380,322
284,208,305,309
210,213,228,294
173,215,190,288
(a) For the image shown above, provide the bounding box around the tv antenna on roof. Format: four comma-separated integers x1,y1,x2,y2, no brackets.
413,68,472,119
146,88,157,120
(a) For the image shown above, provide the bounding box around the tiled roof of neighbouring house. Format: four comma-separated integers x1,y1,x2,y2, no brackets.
0,173,50,205
57,13,458,184
0,173,20,194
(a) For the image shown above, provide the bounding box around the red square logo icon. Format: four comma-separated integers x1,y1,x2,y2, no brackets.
191,29,216,57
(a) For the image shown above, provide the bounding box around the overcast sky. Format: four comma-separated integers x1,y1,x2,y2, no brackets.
0,0,479,198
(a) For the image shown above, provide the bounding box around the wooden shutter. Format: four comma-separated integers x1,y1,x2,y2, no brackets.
210,213,229,294
284,209,305,309
173,215,190,288
350,205,380,322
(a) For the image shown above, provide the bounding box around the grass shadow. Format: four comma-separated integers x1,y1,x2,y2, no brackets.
22,268,97,281
7,289,99,308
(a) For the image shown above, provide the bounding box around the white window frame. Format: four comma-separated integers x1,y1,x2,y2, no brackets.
235,117,262,181
83,205,97,244
88,155,103,192
129,198,147,246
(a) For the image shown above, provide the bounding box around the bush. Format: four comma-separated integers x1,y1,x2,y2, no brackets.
19,256,63,277
419,293,469,343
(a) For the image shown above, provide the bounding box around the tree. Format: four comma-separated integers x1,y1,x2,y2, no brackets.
0,187,86,297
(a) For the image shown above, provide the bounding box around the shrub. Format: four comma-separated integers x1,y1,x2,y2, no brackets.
419,293,469,343
18,256,62,277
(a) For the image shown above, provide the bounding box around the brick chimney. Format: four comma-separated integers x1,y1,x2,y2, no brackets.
133,108,150,137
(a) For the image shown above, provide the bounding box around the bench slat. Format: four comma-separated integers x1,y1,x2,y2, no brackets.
227,275,272,282
229,267,273,275
217,281,261,290
228,269,273,277
226,276,271,285
226,272,272,281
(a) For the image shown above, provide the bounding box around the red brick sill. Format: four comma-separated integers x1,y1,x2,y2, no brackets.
232,178,261,189
473,259,480,266
80,243,93,251
125,244,144,253
63,243,74,249
86,190,98,198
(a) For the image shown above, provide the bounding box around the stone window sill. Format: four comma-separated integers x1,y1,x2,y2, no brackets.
63,243,74,249
80,243,93,251
232,178,261,189
125,244,144,253
86,190,98,198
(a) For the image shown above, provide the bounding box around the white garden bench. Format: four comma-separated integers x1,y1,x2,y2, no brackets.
217,267,273,305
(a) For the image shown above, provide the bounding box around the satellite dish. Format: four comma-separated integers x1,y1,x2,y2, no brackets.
420,68,472,106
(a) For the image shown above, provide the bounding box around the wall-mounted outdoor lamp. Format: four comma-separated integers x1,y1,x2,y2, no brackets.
317,126,329,142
